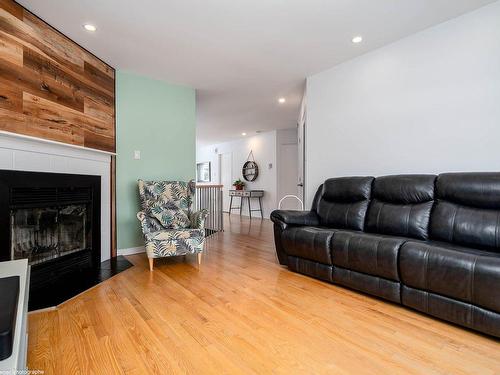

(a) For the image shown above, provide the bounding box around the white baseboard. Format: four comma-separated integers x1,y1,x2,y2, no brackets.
118,246,145,256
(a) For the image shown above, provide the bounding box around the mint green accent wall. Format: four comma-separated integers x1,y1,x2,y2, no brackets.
116,71,195,250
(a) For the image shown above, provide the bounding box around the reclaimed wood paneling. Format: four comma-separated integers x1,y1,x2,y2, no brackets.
0,0,115,152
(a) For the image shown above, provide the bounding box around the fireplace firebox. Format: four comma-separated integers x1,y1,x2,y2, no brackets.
11,196,92,266
0,170,101,307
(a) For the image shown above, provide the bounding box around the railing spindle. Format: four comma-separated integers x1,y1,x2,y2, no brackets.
195,184,224,236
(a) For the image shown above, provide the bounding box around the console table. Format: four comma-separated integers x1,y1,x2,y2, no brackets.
229,190,264,219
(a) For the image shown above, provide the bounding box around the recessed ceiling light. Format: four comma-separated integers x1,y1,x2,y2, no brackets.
242,132,247,136
83,24,97,32
352,36,363,44
278,97,286,104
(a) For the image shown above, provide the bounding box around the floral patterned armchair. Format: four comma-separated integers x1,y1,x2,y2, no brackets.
137,180,208,271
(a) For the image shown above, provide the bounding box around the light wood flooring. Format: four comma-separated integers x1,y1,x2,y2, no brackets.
28,214,500,374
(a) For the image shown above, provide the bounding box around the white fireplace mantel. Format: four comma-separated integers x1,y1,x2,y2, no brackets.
0,130,116,156
0,131,111,262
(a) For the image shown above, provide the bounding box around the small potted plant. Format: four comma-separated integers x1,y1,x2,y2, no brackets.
233,179,245,190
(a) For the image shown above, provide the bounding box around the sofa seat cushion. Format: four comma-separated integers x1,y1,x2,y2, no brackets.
281,227,335,265
400,241,500,313
144,228,205,258
331,231,407,281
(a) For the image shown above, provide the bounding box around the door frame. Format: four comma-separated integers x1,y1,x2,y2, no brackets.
218,152,233,212
297,120,306,205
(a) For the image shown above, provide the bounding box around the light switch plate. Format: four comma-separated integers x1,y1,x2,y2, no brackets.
134,150,141,160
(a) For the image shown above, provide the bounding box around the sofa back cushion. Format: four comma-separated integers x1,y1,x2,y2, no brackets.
317,177,374,230
430,173,500,250
366,175,436,240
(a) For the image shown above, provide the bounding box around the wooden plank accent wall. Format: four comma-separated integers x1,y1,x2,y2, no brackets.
0,0,115,153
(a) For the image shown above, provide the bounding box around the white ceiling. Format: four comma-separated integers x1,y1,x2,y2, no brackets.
19,0,496,145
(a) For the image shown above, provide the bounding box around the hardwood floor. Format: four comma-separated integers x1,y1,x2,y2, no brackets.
28,214,500,374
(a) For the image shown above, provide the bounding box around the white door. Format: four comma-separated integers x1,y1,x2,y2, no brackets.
219,152,232,212
278,143,300,210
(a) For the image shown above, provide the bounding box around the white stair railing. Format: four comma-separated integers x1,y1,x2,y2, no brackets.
195,184,224,235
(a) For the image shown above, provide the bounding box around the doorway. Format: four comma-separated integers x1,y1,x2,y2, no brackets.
278,143,300,209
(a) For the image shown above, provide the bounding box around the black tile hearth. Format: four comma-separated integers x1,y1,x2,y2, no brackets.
28,256,133,311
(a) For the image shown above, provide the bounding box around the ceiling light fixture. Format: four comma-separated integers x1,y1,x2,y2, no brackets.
83,24,97,32
278,97,286,104
242,132,247,136
352,35,363,44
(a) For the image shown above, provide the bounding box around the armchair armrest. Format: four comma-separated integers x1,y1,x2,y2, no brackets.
270,210,320,227
137,211,163,234
189,209,209,229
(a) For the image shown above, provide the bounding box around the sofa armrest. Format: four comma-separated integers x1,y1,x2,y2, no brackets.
270,210,319,266
270,210,320,227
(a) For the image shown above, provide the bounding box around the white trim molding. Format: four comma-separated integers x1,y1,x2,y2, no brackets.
118,246,145,256
0,130,116,156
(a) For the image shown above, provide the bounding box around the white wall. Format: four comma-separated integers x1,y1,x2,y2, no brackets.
306,1,500,207
197,131,278,218
0,132,111,262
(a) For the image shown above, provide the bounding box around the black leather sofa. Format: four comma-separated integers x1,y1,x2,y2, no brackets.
271,173,500,338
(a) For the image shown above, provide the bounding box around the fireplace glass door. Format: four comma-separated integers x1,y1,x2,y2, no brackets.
10,204,91,265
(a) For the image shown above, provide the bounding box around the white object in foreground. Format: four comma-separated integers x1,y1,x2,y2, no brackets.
0,259,30,373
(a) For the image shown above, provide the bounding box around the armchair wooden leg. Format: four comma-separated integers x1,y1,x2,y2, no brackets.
149,258,154,272
197,252,202,265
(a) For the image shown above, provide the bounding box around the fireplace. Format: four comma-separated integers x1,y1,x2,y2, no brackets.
0,170,101,306
10,192,92,266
